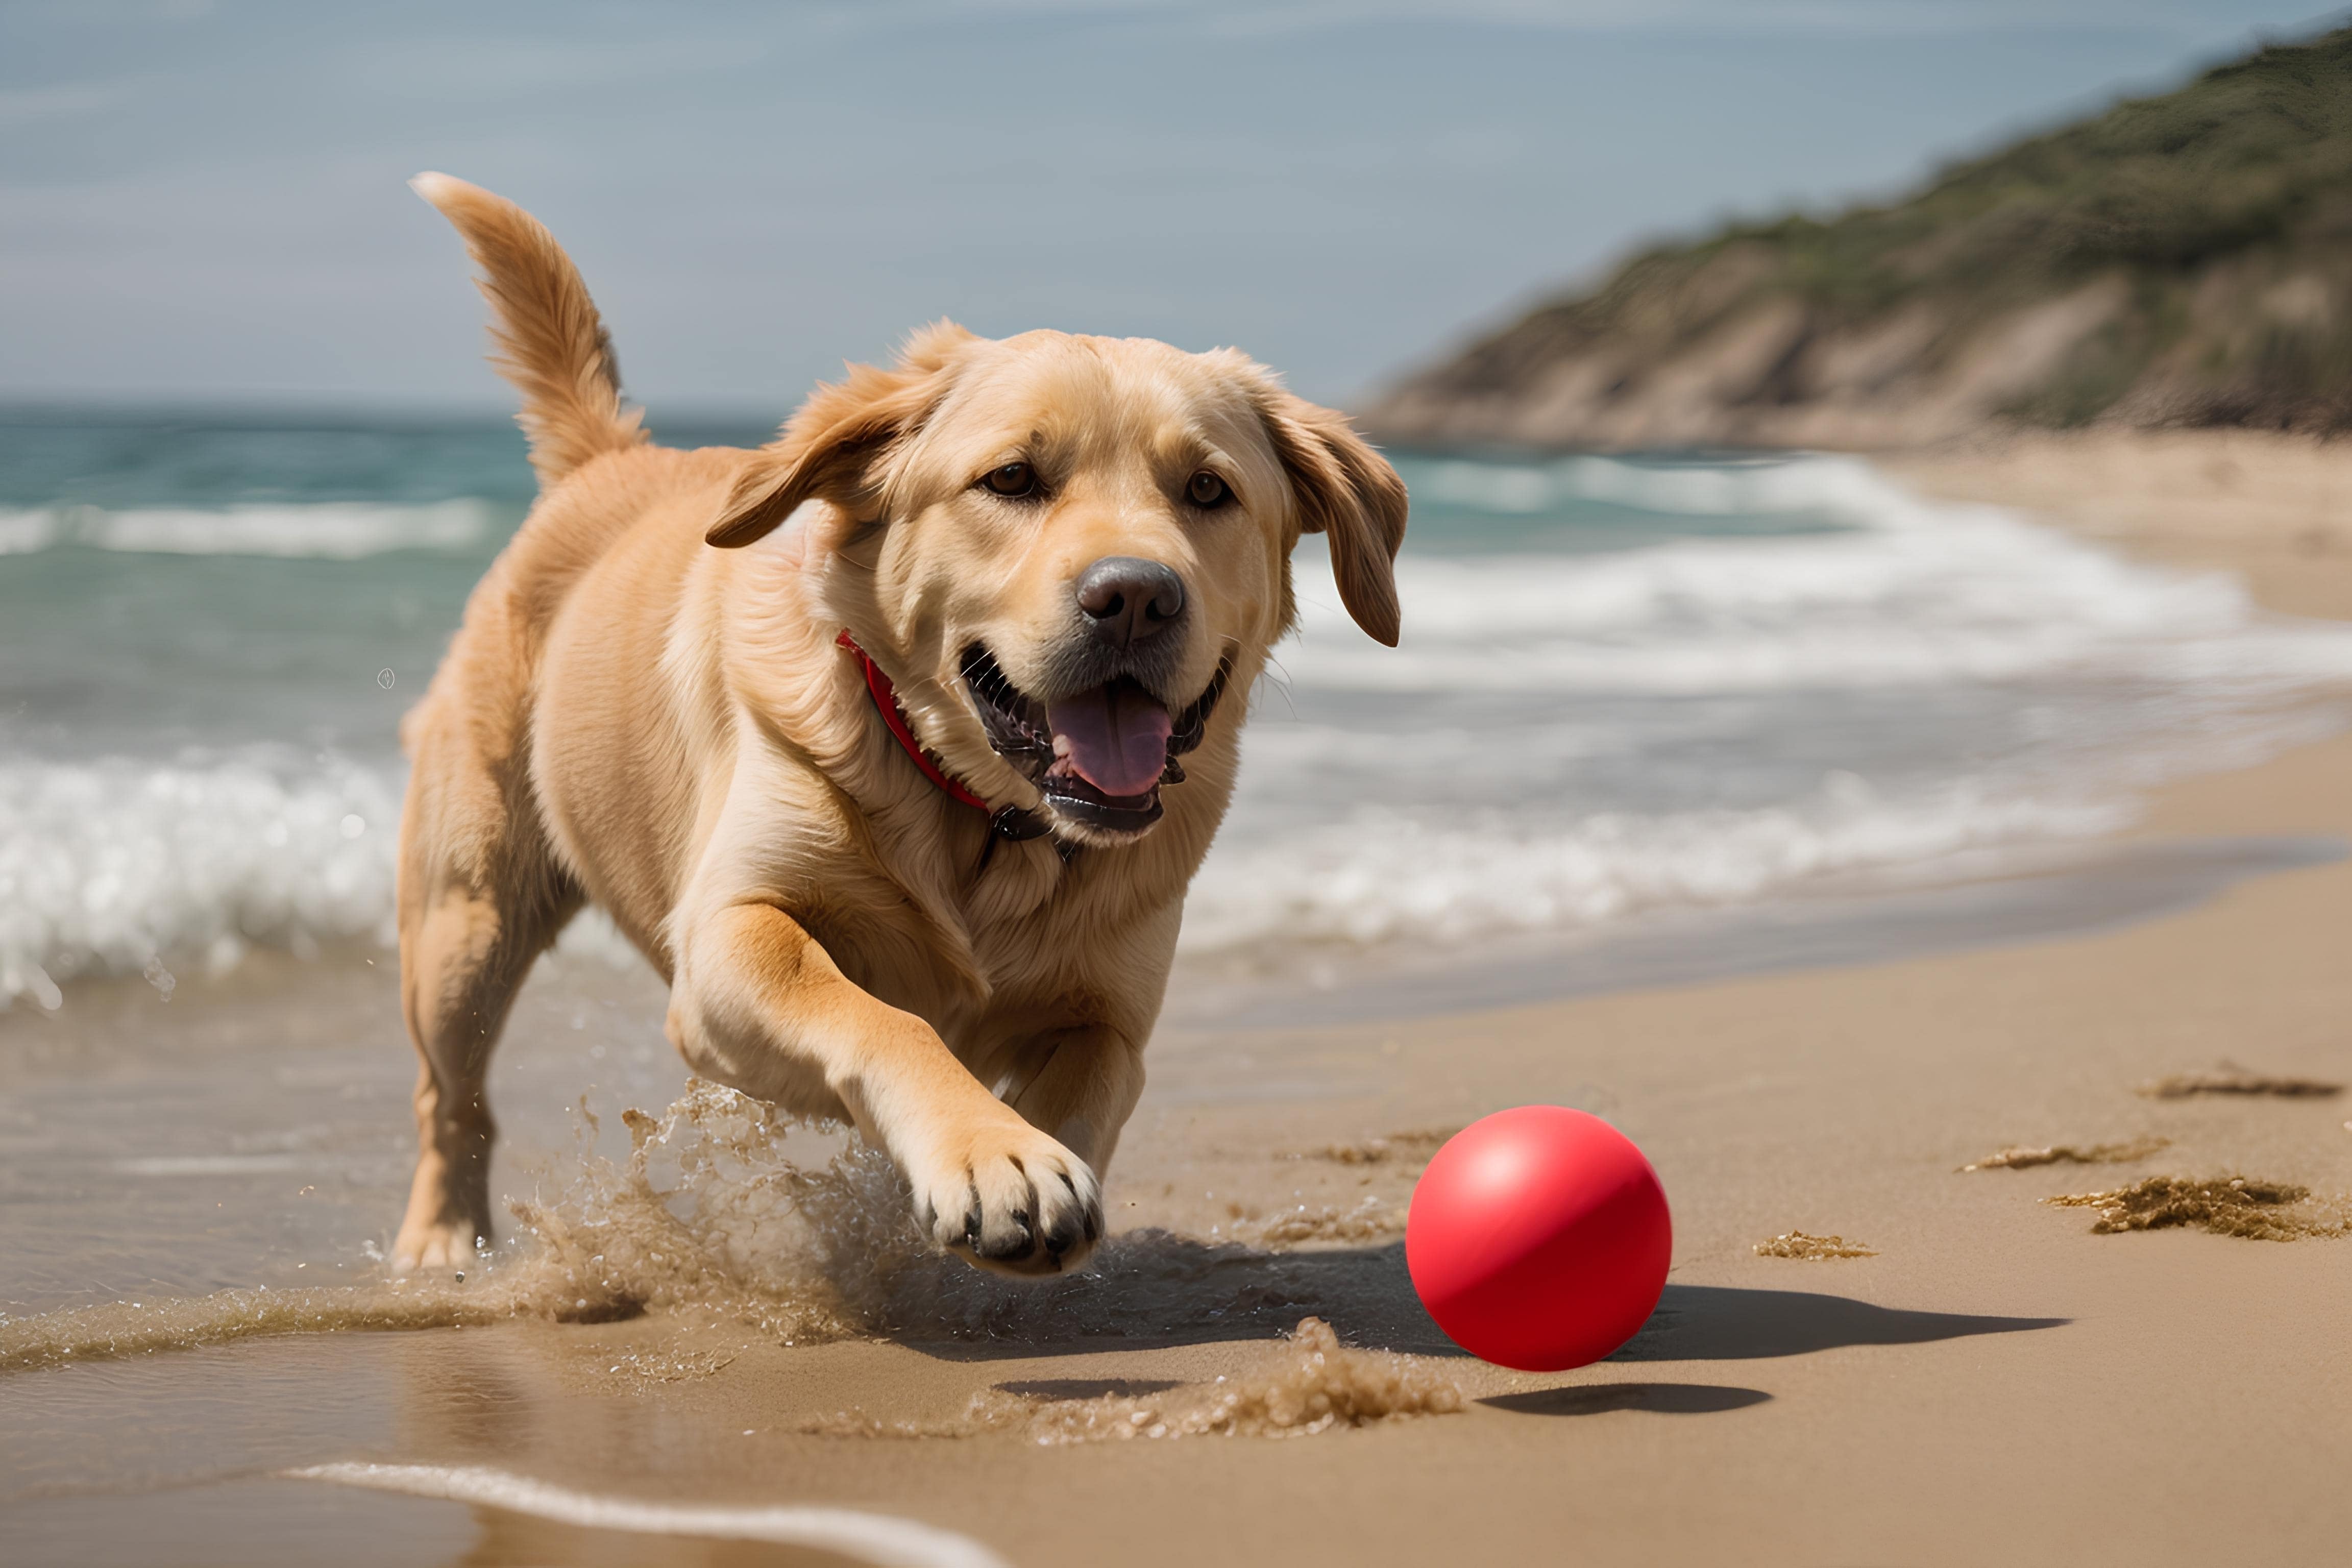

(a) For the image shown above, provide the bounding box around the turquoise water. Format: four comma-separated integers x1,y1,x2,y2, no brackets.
0,415,1847,758
0,413,750,760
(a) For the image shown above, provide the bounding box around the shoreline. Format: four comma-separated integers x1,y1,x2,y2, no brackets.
1879,426,2352,621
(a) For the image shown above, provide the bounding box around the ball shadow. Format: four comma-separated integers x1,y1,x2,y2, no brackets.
889,1232,1460,1361
994,1377,1185,1400
1480,1383,1772,1416
887,1234,2066,1365
1610,1284,2067,1362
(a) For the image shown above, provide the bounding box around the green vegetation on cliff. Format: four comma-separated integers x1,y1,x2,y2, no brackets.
1369,25,2352,450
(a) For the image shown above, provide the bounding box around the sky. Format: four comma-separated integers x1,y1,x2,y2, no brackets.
2,1,2343,414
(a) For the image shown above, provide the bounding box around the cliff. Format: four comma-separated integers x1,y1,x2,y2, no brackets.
1364,26,2352,452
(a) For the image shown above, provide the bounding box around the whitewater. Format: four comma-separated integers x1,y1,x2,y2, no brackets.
4,414,2351,1007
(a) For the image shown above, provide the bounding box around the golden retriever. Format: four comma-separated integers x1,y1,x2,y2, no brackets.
391,175,1407,1278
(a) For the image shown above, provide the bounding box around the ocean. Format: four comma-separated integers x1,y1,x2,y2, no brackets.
4,410,2350,1006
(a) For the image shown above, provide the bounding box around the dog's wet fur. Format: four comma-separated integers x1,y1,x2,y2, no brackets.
390,175,1407,1279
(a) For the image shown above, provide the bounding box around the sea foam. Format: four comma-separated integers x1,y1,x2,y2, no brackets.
1178,786,2134,953
1301,458,2265,696
0,499,493,557
0,752,398,1006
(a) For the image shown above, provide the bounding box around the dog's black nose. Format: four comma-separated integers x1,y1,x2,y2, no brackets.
1074,556,1186,647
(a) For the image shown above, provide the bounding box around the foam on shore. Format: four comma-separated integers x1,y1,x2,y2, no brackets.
286,1462,1010,1568
0,752,400,1008
0,500,494,558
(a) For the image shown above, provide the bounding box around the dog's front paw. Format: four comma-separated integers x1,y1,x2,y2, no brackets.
391,1217,483,1276
907,1110,1103,1277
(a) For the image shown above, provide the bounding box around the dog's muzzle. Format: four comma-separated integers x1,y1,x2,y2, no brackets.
962,643,1230,837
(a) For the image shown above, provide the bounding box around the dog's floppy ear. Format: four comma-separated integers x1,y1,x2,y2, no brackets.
1255,388,1410,646
707,321,974,549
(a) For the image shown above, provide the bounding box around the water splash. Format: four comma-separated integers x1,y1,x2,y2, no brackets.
1,1082,1448,1375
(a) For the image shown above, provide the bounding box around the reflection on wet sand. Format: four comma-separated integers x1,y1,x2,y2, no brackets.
296,1463,1004,1568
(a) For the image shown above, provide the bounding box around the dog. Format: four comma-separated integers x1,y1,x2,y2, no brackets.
391,175,1407,1279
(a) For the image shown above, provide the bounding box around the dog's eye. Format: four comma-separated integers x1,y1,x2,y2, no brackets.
1186,471,1229,508
982,461,1037,498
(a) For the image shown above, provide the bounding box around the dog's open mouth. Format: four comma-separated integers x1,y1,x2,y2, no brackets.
961,645,1228,836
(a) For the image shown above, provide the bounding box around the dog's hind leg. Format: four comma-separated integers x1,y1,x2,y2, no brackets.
390,733,577,1273
392,884,565,1272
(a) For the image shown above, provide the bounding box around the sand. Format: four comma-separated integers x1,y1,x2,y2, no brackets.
8,434,2352,1566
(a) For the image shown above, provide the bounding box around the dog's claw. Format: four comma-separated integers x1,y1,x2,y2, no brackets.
917,1118,1102,1277
976,1217,1036,1262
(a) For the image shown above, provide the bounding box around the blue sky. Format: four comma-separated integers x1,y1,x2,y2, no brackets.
1,2,2340,412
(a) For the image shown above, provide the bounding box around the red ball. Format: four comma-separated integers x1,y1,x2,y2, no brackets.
1405,1106,1672,1371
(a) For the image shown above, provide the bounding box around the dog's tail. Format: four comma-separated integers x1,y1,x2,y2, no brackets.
411,173,648,488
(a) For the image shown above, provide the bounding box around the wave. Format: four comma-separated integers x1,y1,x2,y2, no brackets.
1179,781,2133,953
1294,457,2352,695
0,499,496,558
1412,450,1919,519
0,753,2144,998
0,753,398,1007
1410,448,2011,524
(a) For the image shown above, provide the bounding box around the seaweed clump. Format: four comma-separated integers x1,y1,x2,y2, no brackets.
1754,1231,1876,1260
2046,1175,2348,1240
1244,1197,1404,1248
1293,1128,1462,1166
2138,1066,2341,1099
1960,1136,2169,1171
795,1318,1464,1442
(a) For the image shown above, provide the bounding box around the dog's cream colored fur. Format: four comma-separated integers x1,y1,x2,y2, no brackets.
391,175,1407,1278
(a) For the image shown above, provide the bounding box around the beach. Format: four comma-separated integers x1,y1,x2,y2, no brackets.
6,430,2352,1566
1882,428,2352,622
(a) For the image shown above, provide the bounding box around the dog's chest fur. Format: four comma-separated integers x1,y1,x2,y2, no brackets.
830,782,1212,1055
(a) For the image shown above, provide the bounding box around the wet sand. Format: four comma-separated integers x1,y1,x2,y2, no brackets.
8,439,2352,1565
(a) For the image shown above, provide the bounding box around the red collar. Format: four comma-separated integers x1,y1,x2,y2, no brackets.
837,631,1047,842
837,630,992,811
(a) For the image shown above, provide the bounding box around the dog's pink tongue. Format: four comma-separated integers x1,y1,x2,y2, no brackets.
1047,685,1172,798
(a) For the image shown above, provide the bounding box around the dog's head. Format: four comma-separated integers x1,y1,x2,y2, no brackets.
707,324,1406,847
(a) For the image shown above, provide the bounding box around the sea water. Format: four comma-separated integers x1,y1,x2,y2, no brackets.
6,410,2352,1005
